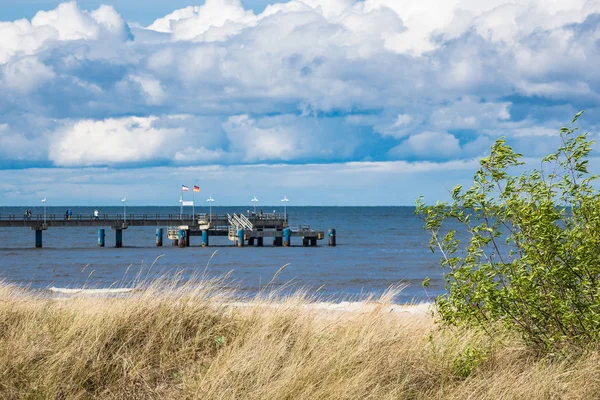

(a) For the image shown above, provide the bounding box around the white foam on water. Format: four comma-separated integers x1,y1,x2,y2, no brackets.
48,287,134,294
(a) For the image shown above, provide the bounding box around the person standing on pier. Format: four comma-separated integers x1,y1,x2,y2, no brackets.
93,209,99,220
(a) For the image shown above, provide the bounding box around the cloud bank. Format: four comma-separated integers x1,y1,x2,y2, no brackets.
1,0,599,203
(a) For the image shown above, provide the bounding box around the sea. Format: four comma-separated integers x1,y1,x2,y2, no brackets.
0,206,445,303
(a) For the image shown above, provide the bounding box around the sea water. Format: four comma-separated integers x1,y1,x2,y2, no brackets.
0,206,444,302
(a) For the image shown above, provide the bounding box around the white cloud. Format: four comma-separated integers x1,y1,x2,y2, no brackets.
49,116,184,166
0,2,130,64
128,74,166,105
0,0,599,191
224,114,357,162
1,56,55,92
389,131,461,159
0,158,484,205
148,0,256,41
431,97,511,129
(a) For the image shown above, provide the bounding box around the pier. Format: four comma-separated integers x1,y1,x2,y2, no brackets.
0,212,336,249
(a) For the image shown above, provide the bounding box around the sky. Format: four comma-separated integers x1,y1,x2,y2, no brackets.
0,0,599,206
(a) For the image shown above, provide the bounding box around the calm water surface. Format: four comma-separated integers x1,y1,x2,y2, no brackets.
0,206,444,302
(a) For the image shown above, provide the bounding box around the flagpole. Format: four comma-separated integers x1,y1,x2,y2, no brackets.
180,186,183,217
192,187,195,217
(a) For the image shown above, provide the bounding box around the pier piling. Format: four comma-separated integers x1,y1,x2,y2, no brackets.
98,229,105,247
328,229,336,247
178,230,186,248
35,229,43,248
115,229,123,248
237,229,245,247
156,228,163,247
283,228,291,247
201,230,209,247
257,228,263,247
274,228,283,246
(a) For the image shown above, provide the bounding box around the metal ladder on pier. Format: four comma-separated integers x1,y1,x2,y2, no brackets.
227,214,254,241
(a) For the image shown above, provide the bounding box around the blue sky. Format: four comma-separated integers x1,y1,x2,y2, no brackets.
0,0,599,206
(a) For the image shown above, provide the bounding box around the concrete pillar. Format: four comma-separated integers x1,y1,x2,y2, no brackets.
35,229,43,248
248,237,255,246
202,230,209,247
283,228,291,247
98,229,105,247
310,238,317,247
328,229,336,247
173,239,179,247
237,229,245,247
185,230,190,247
156,228,163,247
302,238,309,247
115,229,123,248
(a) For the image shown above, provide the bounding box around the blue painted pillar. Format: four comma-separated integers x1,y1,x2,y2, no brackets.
283,228,291,247
98,229,105,247
328,229,336,247
35,229,43,248
202,230,209,247
237,229,245,247
156,228,163,247
115,229,123,248
178,230,186,248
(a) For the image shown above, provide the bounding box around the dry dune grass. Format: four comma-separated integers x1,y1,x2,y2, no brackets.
0,281,599,399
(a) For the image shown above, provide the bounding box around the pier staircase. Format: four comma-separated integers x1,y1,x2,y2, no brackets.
227,213,253,241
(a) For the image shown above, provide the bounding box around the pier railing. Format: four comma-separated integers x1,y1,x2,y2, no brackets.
0,214,199,222
0,212,288,222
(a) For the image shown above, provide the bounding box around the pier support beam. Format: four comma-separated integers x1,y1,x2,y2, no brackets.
156,228,163,247
98,229,105,247
310,238,317,247
302,238,309,247
185,230,190,247
35,229,43,248
237,229,245,247
178,230,186,248
283,228,291,247
328,229,336,247
201,230,209,247
115,229,123,248
173,238,179,247
257,229,263,247
248,237,255,246
274,228,283,247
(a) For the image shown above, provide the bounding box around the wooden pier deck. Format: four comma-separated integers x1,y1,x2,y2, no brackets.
0,212,334,248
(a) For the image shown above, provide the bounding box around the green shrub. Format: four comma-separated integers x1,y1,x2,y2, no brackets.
417,111,600,351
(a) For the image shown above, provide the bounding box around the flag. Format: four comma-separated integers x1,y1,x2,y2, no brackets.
193,185,200,192
182,185,189,192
